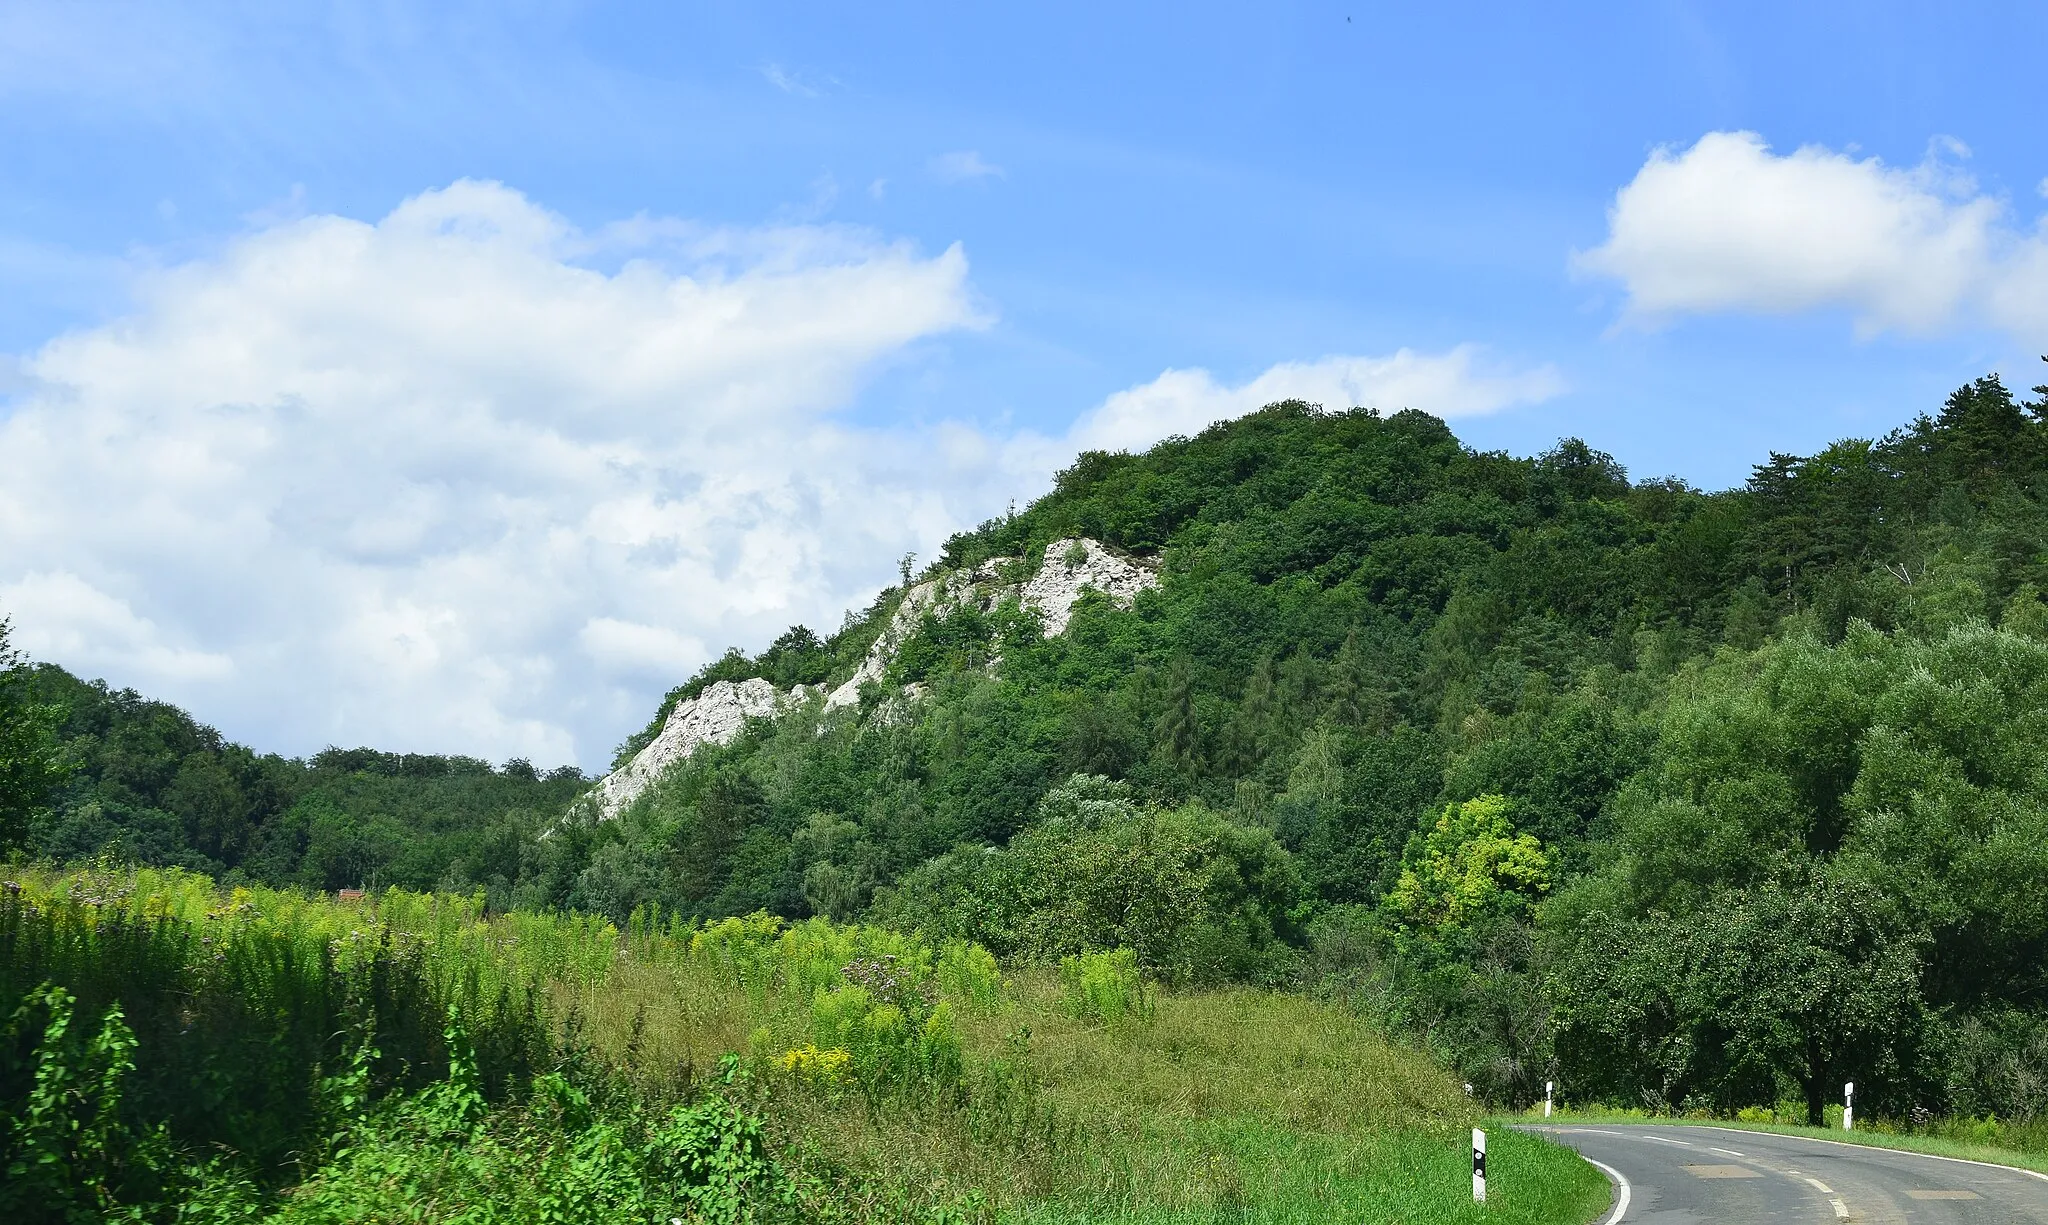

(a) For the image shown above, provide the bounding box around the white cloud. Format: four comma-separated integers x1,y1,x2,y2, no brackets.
929,151,1004,184
1577,130,2048,338
1,572,232,683
1072,349,1562,454
0,181,985,767
759,62,832,98
0,179,1557,769
998,348,1564,485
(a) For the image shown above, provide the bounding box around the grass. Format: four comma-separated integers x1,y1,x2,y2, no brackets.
1,863,1611,1223
573,942,1609,1221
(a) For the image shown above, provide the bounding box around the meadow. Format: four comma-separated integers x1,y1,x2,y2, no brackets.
0,862,1609,1223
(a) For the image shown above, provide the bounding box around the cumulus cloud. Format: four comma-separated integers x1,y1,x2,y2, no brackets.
2,572,232,683
0,181,985,766
0,180,1555,768
1577,130,2048,337
982,348,1561,501
1055,348,1564,457
929,151,1004,184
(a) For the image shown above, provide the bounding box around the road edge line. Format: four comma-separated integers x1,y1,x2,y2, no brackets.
1581,1155,1631,1224
1680,1124,2048,1184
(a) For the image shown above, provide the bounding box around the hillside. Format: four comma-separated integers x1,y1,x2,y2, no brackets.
10,372,2048,1130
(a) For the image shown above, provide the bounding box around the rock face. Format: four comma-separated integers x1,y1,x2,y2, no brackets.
823,577,945,711
592,677,794,818
1020,537,1159,636
590,537,1156,817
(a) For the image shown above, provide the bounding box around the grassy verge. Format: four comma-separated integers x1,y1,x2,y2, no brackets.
572,944,1611,1221
0,863,1610,1223
1531,1108,2048,1179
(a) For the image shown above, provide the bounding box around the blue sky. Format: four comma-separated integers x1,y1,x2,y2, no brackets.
2,1,2045,766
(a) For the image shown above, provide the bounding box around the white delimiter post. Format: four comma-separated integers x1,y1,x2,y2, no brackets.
1545,1080,1554,1118
1473,1128,1487,1203
1844,1082,1855,1131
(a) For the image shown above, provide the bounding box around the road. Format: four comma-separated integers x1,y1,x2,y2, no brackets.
1528,1123,2048,1223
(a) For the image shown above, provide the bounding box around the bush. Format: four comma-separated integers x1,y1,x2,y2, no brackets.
879,776,1304,985
1058,949,1153,1029
811,954,964,1096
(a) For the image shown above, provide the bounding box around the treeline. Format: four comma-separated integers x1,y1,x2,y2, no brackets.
1,663,586,894
10,370,2048,1127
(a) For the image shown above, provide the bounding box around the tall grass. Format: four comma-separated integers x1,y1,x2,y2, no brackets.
2,865,1605,1223
0,863,562,1183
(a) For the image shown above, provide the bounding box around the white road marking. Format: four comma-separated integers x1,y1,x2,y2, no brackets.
1685,1124,2048,1184
1583,1155,1632,1224
1709,1146,1745,1157
1804,1177,1837,1194
1642,1134,1692,1146
1830,1197,1849,1218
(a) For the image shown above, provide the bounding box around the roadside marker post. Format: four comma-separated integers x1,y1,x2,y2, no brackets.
1473,1128,1487,1203
1545,1080,1554,1118
1844,1082,1854,1131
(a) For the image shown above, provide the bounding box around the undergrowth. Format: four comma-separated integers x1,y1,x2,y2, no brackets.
1,864,1604,1223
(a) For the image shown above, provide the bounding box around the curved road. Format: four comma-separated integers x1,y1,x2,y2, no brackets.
1528,1123,2048,1223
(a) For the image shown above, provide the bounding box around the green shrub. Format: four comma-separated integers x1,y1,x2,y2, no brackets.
1058,948,1153,1028
1,983,153,1221
809,954,965,1095
937,940,1004,1013
880,777,1304,985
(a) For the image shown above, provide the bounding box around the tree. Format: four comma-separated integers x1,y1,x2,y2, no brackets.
1550,873,1926,1121
0,620,66,853
1153,656,1201,770
1386,795,1549,935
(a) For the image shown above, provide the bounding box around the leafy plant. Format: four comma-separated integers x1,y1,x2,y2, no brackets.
1058,948,1153,1028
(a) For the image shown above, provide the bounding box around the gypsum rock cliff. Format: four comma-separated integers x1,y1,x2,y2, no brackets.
591,538,1154,818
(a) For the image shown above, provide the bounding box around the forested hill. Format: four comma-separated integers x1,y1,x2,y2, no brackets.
9,370,2048,1121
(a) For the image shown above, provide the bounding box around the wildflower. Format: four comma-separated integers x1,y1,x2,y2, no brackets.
775,1044,852,1081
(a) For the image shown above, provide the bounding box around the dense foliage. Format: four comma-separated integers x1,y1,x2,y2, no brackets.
9,664,586,894
11,370,2048,1129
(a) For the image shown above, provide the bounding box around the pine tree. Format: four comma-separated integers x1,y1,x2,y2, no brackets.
1221,653,1277,774
1154,655,1201,771
1325,630,1366,728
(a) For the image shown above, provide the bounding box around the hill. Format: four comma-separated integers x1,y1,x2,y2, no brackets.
9,371,2048,1128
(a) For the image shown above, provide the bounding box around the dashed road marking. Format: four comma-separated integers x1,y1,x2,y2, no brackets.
1830,1197,1849,1218
1804,1177,1837,1194
1709,1146,1745,1157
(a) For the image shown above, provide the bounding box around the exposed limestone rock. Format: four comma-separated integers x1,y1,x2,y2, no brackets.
1020,537,1158,635
593,677,792,818
824,577,945,710
593,537,1153,815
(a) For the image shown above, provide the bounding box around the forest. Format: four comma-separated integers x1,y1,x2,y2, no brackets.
8,370,2048,1218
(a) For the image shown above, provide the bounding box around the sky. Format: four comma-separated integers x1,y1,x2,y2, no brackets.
2,1,2045,770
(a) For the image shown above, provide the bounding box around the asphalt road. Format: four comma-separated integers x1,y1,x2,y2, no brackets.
1527,1123,2048,1223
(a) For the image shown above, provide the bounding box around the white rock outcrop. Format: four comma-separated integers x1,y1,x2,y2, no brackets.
1020,537,1159,635
824,577,945,710
593,678,793,818
592,537,1156,815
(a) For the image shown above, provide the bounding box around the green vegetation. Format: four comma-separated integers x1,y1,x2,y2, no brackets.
14,370,2048,1209
0,865,1602,1222
13,660,588,898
